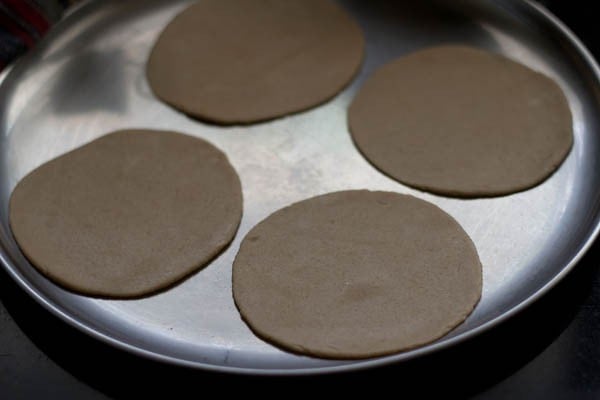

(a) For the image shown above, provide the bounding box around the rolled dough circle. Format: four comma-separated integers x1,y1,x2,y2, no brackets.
348,45,573,197
233,190,482,359
9,130,243,298
147,0,365,124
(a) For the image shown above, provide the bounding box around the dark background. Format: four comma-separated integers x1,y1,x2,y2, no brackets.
1,1,599,398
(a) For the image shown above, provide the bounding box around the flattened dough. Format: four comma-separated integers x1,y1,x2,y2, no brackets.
349,45,573,197
233,190,482,359
147,0,365,124
9,130,243,298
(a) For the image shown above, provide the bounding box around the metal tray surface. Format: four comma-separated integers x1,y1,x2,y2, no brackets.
1,0,600,374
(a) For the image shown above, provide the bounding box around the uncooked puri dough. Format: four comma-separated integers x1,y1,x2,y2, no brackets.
147,0,365,124
233,190,482,359
349,45,573,197
9,129,243,298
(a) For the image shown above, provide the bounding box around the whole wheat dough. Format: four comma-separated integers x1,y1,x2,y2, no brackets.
147,0,365,124
9,130,243,298
233,190,482,359
348,45,573,197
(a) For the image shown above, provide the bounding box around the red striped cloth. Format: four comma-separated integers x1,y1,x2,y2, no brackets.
0,0,79,70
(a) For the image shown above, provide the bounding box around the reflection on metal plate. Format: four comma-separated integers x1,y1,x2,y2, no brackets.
0,0,599,374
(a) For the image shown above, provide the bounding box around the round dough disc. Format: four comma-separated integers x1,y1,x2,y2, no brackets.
348,45,573,197
147,0,365,124
233,190,482,359
9,130,243,298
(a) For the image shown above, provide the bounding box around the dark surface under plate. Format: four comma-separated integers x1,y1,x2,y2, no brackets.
1,1,600,398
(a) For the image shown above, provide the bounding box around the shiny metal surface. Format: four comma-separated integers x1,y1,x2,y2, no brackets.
0,0,599,374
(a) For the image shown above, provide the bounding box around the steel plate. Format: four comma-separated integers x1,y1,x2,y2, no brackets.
1,0,599,374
